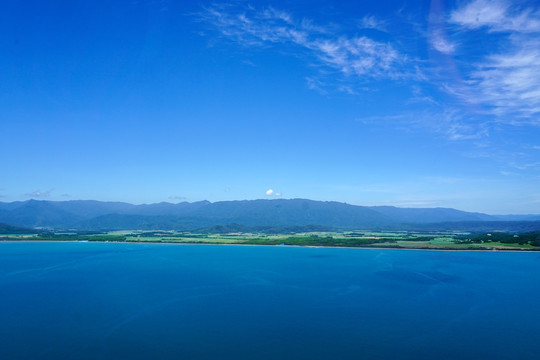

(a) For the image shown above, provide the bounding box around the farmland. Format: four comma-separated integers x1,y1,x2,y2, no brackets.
2,229,539,251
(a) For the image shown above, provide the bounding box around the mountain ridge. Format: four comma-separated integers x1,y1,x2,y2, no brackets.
0,199,539,231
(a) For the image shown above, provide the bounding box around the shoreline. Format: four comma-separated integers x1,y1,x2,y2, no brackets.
1,239,539,253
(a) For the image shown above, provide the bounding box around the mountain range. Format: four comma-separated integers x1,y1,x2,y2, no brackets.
1,199,540,232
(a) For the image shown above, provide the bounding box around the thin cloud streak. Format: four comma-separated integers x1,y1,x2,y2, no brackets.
429,29,455,54
357,15,388,31
25,189,54,198
357,109,488,141
467,41,540,120
199,2,540,144
199,4,409,80
169,195,187,200
450,0,540,33
446,0,540,121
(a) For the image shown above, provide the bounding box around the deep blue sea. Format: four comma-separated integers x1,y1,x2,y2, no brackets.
1,242,539,359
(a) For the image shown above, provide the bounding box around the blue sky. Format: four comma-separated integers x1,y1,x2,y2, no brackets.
1,0,540,214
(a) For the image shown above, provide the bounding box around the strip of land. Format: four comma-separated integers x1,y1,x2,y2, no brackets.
1,230,539,251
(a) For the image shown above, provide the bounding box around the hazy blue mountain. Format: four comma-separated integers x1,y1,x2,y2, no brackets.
385,221,540,233
50,200,138,218
491,214,540,221
127,201,211,216
0,200,213,228
367,206,494,223
0,209,9,220
0,199,539,231
77,215,216,231
0,200,83,228
75,200,391,230
0,201,29,211
188,199,393,227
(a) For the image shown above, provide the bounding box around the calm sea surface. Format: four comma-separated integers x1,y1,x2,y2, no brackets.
1,242,539,359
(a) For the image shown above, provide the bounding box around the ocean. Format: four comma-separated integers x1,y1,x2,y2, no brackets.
1,242,539,359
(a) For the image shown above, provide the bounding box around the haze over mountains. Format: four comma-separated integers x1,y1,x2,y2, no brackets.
1,199,540,233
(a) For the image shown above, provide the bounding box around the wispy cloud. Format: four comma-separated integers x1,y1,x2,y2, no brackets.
357,15,387,31
445,1,540,121
427,1,457,55
199,4,322,46
450,0,540,33
466,41,540,119
305,76,328,94
407,86,438,105
358,109,489,141
414,109,489,141
169,195,187,200
311,36,403,78
25,189,53,198
508,161,540,171
384,200,440,208
200,2,540,142
199,4,408,81
429,29,455,54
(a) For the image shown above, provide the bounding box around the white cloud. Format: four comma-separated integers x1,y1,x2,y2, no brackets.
200,5,408,81
309,36,401,78
358,109,488,141
509,161,540,171
420,109,488,141
429,30,455,54
450,0,540,33
305,76,328,94
466,41,540,119
25,189,53,198
443,1,540,121
265,189,282,196
358,15,387,31
450,0,508,30
200,2,540,137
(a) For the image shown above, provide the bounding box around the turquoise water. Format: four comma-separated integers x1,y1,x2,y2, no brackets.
1,242,539,359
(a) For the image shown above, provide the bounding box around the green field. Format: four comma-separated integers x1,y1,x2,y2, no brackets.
2,229,539,251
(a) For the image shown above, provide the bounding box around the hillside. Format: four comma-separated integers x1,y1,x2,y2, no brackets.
0,199,539,232
0,222,40,234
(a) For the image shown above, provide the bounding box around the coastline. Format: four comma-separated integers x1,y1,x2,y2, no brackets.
2,239,539,253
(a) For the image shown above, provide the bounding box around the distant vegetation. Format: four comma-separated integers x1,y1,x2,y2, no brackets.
2,227,539,251
1,199,540,250
197,223,333,234
455,231,540,247
0,223,40,234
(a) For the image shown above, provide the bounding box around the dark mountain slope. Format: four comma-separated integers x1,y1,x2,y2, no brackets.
188,199,393,227
368,206,494,223
0,222,40,234
0,198,538,231
0,200,83,228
